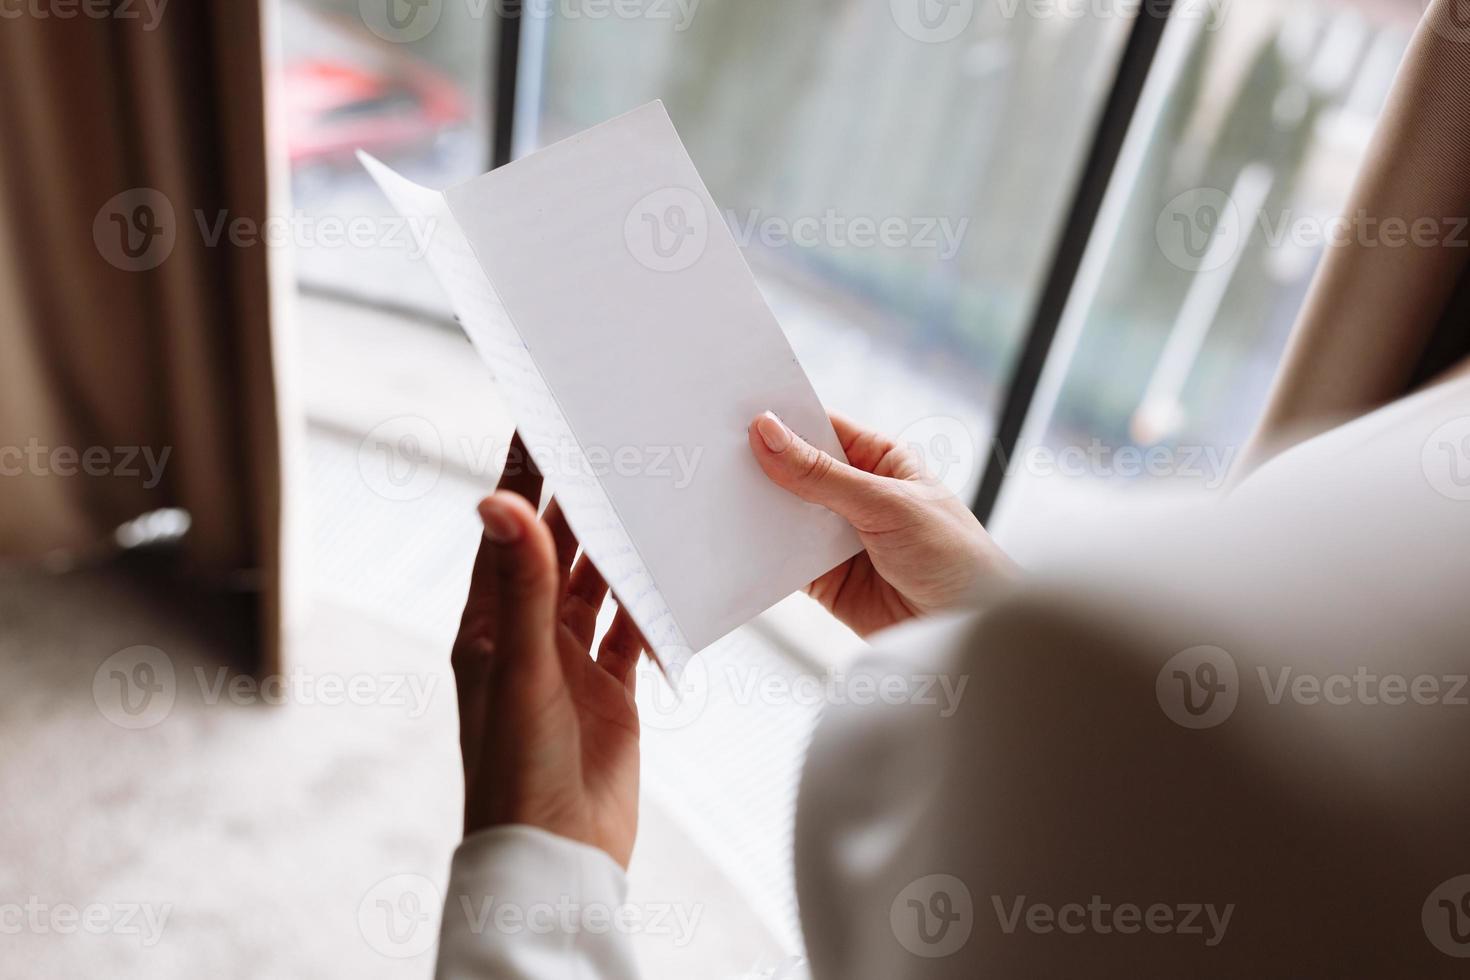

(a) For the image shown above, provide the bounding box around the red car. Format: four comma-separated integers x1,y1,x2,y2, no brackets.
280,5,469,170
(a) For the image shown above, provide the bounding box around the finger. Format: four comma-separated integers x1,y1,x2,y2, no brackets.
561,554,609,649
825,411,870,449
597,606,646,690
478,491,564,701
826,411,913,476
748,411,899,527
452,437,549,814
827,410,898,456
542,499,579,587
806,561,851,602
450,633,493,795
496,431,543,503
461,432,547,626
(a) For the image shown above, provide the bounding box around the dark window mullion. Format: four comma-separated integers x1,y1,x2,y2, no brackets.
491,0,524,169
972,1,1176,523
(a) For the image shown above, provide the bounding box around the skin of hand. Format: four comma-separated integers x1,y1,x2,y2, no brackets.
452,436,646,868
749,410,1020,636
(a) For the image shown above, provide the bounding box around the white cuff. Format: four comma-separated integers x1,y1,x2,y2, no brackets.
434,825,641,980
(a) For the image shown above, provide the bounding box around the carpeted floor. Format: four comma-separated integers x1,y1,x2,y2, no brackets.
0,557,464,979
0,546,788,980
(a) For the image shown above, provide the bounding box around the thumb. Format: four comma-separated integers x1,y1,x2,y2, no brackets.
749,412,892,525
478,491,563,693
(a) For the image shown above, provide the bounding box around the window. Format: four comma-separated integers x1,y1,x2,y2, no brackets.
523,0,1133,499
990,0,1421,556
281,0,492,311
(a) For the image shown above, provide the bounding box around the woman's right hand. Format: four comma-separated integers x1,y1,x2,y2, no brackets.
748,411,1020,637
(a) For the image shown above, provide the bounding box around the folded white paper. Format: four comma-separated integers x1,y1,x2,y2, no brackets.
359,101,860,667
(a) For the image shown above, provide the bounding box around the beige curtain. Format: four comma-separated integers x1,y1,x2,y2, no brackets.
1245,0,1470,466
0,1,282,669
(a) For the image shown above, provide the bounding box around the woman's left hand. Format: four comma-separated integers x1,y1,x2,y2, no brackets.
451,435,646,868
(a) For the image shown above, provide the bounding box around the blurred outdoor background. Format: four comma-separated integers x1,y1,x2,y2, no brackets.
285,0,1423,514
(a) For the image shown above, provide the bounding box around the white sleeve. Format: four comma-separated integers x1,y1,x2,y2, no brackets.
434,825,643,980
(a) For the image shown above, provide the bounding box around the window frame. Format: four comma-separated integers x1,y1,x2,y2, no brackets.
968,1,1176,521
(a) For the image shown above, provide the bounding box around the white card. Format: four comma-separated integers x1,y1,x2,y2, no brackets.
360,101,860,667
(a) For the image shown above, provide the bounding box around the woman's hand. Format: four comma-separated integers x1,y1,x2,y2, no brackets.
452,436,645,868
749,411,1019,636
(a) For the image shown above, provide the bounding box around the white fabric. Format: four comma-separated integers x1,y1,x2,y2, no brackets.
434,826,640,980
437,373,1470,977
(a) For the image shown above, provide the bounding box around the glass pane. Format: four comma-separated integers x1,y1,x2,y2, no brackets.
523,0,1132,501
279,0,492,311
992,0,1421,555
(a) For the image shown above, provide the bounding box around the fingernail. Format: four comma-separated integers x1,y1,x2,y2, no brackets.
756,411,792,452
480,497,521,544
